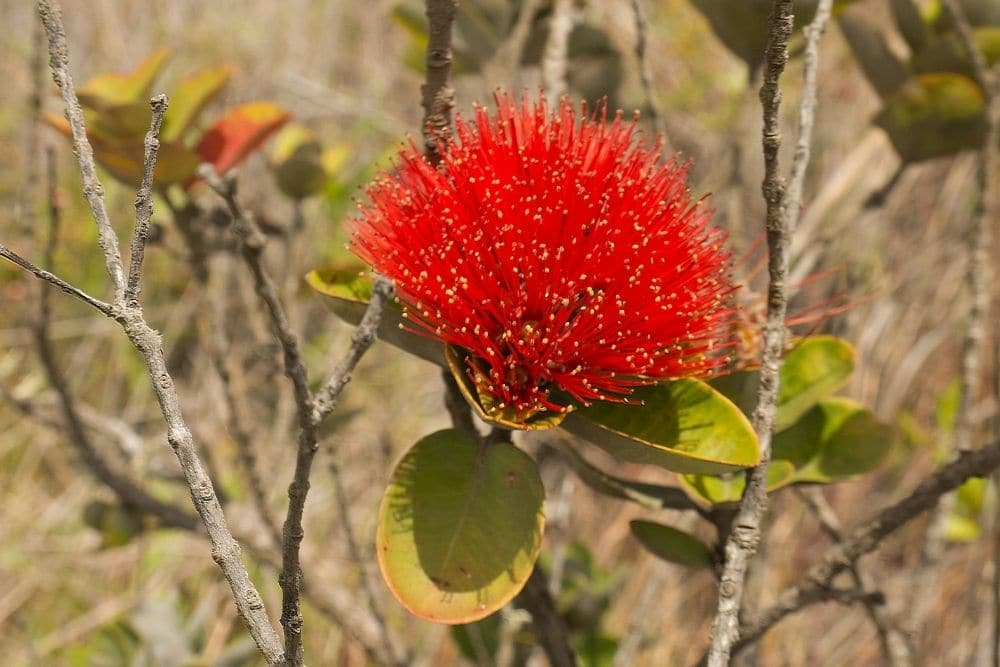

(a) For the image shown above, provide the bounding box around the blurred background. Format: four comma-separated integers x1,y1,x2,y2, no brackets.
1,0,998,664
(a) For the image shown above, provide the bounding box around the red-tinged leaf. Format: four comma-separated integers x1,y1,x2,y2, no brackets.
161,64,234,141
195,102,291,175
77,48,172,110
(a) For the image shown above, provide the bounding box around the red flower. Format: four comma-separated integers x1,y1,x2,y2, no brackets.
351,93,737,423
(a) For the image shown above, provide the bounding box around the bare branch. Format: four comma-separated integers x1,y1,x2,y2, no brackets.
941,0,998,454
311,276,393,424
630,0,666,141
37,0,126,302
33,3,286,661
125,94,168,309
706,3,794,663
795,487,913,667
732,439,1000,658
542,0,574,104
518,548,578,667
421,0,458,166
784,0,833,234
0,243,115,317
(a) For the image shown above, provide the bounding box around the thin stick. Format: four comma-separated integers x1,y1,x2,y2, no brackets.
630,0,666,140
942,0,998,454
784,0,833,234
311,276,394,423
908,0,998,646
125,94,168,308
0,243,114,317
705,3,794,664
542,0,574,104
795,487,913,666
37,0,126,302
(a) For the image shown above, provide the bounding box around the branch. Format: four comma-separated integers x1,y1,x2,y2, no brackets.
542,0,574,104
941,0,998,454
201,167,318,665
32,3,286,662
795,487,913,666
311,276,393,424
421,0,458,166
630,0,666,141
731,439,1000,657
37,0,126,302
0,243,114,317
125,94,168,308
784,0,833,234
705,3,794,663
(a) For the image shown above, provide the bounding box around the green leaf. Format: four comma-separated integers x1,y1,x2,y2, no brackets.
161,64,234,141
944,477,987,542
77,48,172,110
773,397,892,482
377,429,545,624
304,267,444,366
562,379,760,475
936,378,962,435
681,460,796,505
270,124,328,200
876,73,986,162
710,336,856,432
629,520,714,569
451,615,502,665
775,336,856,430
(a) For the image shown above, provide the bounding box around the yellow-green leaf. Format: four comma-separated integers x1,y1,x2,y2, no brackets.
161,64,234,141
77,48,172,110
563,379,760,475
377,429,545,624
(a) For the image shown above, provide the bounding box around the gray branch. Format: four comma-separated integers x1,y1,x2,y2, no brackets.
705,3,795,663
125,94,168,308
37,0,126,303
27,3,287,663
541,0,574,104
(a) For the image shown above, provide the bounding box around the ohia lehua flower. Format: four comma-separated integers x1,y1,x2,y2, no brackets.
350,93,737,426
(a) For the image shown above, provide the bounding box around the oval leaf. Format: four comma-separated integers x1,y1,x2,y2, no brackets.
629,520,713,569
562,379,760,475
377,429,545,624
195,101,291,175
775,336,856,430
772,397,892,483
305,267,443,366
